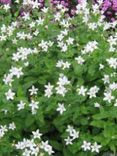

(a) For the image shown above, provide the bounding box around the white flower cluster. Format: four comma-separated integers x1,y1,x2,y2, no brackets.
107,34,117,52
0,22,17,41
81,141,102,153
56,60,71,70
87,86,100,98
15,129,54,156
55,74,70,97
107,57,117,69
65,125,79,145
41,141,54,155
77,85,99,98
38,40,54,52
81,41,98,55
15,139,40,156
3,66,23,86
57,29,74,52
0,122,16,138
1,1,117,155
44,82,54,98
12,47,39,62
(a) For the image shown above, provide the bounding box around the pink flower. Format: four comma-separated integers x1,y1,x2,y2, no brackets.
112,0,117,11
102,0,111,11
77,0,85,4
0,0,11,4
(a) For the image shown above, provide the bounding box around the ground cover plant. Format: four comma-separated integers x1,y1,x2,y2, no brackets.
0,0,117,156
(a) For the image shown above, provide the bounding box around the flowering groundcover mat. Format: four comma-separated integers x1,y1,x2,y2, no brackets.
0,1,117,156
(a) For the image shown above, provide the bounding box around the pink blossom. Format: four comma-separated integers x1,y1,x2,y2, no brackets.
112,0,117,11
102,0,111,11
0,0,11,4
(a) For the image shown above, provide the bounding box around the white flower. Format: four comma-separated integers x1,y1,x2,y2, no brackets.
62,61,71,69
17,32,26,40
12,52,20,62
102,75,110,84
33,30,39,36
94,102,100,108
38,40,48,52
109,82,117,91
1,24,6,33
29,100,39,114
41,7,48,13
61,43,68,52
81,141,91,151
55,85,67,96
22,12,30,21
22,149,31,156
9,122,16,130
31,146,39,155
56,60,70,69
0,35,7,41
57,34,64,41
36,17,44,25
91,142,101,153
88,23,97,30
17,101,26,110
82,41,98,54
41,141,54,155
31,0,39,9
5,89,15,100
54,12,61,21
15,0,19,3
60,19,70,28
99,64,104,70
75,56,85,65
61,29,68,36
0,125,8,138
3,74,13,86
24,62,29,67
56,103,66,115
114,99,117,107
69,129,79,140
107,36,117,46
26,33,32,40
77,86,87,96
103,92,115,103
32,129,42,139
66,37,74,45
107,58,117,69
66,125,74,133
10,67,23,78
57,74,70,86
23,0,32,6
64,136,73,145
56,60,64,68
87,86,99,98
3,4,10,11
66,125,79,141
44,82,54,98
29,85,38,96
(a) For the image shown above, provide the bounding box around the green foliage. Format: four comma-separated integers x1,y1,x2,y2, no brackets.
0,1,117,156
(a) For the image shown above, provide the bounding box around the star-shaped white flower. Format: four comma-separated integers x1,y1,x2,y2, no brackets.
103,92,115,103
29,85,38,96
91,142,101,153
56,103,66,115
5,89,15,100
81,141,91,151
32,129,42,139
77,86,87,96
